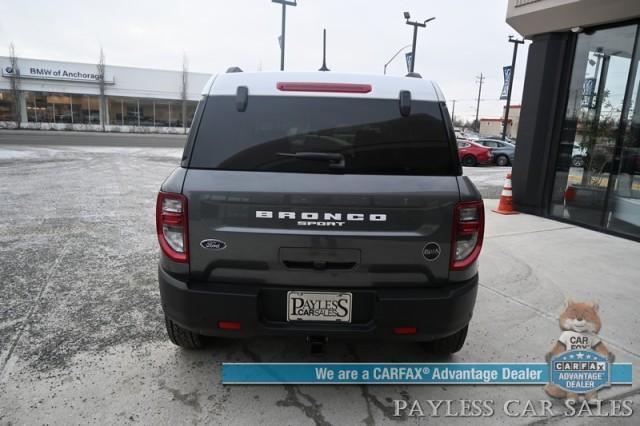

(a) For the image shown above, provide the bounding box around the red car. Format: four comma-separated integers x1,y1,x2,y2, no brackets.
457,140,492,167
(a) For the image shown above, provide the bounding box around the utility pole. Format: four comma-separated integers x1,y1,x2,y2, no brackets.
475,73,485,133
272,0,297,71
502,36,525,140
318,29,329,71
403,12,435,73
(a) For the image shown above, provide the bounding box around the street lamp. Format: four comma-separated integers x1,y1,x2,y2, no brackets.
383,44,412,74
404,12,435,73
272,0,297,71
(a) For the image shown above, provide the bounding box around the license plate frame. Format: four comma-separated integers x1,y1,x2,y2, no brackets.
287,291,352,323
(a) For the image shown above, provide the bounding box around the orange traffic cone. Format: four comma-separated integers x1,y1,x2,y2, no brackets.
492,173,519,215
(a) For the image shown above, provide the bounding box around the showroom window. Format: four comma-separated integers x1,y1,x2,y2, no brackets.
185,101,197,127
550,23,640,239
0,91,14,121
107,96,198,127
73,95,100,125
139,99,154,126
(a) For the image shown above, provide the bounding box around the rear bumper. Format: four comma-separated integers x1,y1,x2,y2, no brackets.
159,266,478,341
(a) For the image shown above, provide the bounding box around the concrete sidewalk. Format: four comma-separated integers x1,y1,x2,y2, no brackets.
0,144,638,424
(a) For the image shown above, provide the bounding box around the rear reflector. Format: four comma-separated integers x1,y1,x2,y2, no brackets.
393,327,417,335
276,82,372,93
218,321,242,330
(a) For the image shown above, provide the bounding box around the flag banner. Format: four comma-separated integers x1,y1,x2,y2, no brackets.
582,77,597,107
222,362,632,385
405,52,413,73
500,66,512,100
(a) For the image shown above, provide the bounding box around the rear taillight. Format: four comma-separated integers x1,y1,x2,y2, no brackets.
156,192,188,263
450,200,484,271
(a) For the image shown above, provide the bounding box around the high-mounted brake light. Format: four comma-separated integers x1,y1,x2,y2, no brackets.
450,200,484,271
156,192,188,263
276,82,372,93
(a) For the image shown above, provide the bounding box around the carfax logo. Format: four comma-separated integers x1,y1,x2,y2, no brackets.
550,350,610,394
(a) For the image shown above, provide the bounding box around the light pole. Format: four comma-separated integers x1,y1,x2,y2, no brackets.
475,73,485,133
501,36,525,140
383,44,412,74
272,0,297,71
403,12,435,73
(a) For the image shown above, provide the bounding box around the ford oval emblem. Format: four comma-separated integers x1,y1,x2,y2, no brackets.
200,239,227,250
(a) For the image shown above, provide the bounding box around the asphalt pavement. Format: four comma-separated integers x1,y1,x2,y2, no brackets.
0,132,637,425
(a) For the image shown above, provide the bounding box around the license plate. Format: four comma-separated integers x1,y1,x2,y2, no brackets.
287,291,352,323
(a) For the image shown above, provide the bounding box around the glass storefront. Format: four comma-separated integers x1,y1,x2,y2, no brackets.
24,92,101,125
0,90,15,121
107,96,195,127
8,92,197,128
550,23,640,239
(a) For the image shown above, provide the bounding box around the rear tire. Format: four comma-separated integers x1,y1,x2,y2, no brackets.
423,325,468,354
462,155,477,167
496,155,509,167
165,316,206,349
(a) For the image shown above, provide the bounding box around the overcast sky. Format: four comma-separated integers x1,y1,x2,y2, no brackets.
0,0,528,121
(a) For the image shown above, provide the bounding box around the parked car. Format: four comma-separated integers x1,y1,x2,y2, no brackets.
156,70,484,354
476,139,515,166
484,135,517,144
457,140,492,166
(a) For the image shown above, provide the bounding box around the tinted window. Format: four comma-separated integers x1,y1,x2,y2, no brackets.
189,96,456,175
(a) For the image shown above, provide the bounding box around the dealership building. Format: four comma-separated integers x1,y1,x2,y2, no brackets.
507,0,640,240
0,57,211,133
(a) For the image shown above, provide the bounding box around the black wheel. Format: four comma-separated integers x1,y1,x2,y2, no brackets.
165,316,206,349
423,325,468,354
571,156,585,168
496,155,509,167
462,155,477,167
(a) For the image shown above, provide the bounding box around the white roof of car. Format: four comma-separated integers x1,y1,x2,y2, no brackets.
202,71,445,102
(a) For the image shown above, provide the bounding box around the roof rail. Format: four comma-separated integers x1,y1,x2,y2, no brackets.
226,66,243,73
406,72,422,78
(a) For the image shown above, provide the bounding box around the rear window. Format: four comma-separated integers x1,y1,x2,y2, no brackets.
188,95,456,175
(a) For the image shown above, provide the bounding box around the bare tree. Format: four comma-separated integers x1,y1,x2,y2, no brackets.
181,53,188,134
8,42,21,128
97,47,106,131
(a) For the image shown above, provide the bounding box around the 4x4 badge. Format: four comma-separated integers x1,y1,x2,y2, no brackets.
422,243,441,261
200,239,227,250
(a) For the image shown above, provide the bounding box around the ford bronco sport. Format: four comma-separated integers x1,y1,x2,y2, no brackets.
157,70,484,354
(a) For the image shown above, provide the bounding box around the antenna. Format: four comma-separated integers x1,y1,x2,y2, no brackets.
318,29,330,71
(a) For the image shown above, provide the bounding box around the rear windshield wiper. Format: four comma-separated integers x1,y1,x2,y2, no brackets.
276,151,345,169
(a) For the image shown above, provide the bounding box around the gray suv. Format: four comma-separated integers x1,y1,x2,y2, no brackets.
156,71,484,354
